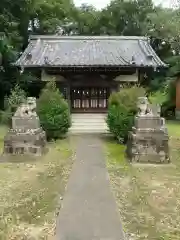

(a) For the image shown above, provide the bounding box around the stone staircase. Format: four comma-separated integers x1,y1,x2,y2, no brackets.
69,113,109,134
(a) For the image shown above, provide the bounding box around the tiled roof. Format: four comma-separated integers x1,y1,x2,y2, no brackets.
15,35,166,68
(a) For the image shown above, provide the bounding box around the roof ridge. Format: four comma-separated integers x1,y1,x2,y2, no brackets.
29,35,148,41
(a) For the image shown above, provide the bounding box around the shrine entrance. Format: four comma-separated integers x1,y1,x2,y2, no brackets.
71,87,110,113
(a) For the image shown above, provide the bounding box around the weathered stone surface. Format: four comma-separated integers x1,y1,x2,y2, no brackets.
134,116,164,129
126,98,170,164
3,98,47,156
12,116,40,130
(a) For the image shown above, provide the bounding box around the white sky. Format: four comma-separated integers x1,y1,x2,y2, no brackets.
74,0,173,10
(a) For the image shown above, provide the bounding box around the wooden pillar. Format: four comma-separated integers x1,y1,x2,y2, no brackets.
176,77,180,119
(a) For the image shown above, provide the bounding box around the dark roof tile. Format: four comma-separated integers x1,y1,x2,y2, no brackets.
15,35,166,68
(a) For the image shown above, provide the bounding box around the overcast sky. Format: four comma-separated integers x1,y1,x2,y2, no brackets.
74,0,172,10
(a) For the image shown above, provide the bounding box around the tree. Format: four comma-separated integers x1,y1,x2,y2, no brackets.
29,0,75,35
97,0,154,35
143,8,180,55
69,4,101,35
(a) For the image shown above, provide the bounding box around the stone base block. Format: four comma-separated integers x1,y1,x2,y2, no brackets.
3,145,48,156
126,131,170,164
134,116,164,129
12,116,40,131
3,128,48,156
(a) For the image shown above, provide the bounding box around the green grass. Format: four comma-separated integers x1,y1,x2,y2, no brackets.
0,126,73,239
105,122,180,240
167,120,180,138
0,125,8,149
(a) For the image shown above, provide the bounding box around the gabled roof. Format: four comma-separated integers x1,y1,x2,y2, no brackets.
15,35,167,68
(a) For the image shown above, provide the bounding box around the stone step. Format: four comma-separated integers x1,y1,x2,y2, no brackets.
71,123,107,126
69,128,110,134
70,125,108,129
70,129,108,132
71,114,107,119
70,123,108,127
71,118,107,122
70,113,108,134
71,119,107,124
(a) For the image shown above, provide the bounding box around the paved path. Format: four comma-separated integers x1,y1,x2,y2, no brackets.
56,136,126,240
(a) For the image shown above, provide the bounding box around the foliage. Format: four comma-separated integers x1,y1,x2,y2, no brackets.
37,80,71,140
5,84,26,112
107,86,146,143
0,37,20,108
1,84,26,125
148,80,176,118
0,0,180,113
165,55,180,78
31,0,75,35
107,104,134,143
144,8,180,54
148,89,168,106
109,86,146,112
162,80,176,118
0,0,76,105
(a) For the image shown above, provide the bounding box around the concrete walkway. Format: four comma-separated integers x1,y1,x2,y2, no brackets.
56,136,126,240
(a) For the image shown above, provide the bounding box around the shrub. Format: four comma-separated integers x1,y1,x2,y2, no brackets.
148,81,176,118
107,104,134,143
109,85,146,113
162,79,176,118
37,80,71,140
1,85,26,125
107,86,146,143
0,110,12,125
148,89,168,106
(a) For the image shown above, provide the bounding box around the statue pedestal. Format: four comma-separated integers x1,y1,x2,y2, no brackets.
126,115,170,164
12,116,40,130
4,128,47,156
3,98,48,156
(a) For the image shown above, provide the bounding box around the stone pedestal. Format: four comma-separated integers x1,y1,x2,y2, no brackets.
12,116,40,130
3,97,47,156
126,115,170,164
4,127,47,156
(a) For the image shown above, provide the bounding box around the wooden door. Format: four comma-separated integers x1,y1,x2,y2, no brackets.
71,87,109,112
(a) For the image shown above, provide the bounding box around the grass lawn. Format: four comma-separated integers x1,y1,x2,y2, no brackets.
0,125,73,239
105,121,180,240
167,120,180,138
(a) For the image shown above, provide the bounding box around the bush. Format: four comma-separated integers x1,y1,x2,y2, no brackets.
37,80,71,140
162,79,176,118
107,86,146,143
109,85,146,113
107,104,134,143
148,89,168,106
148,81,176,119
161,101,175,119
1,85,26,125
0,110,12,125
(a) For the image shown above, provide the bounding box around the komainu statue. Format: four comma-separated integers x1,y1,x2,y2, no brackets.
126,97,170,164
14,97,37,117
3,97,47,156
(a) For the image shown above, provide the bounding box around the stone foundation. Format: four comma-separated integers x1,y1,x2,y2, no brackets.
126,114,170,164
4,127,47,156
3,97,48,157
